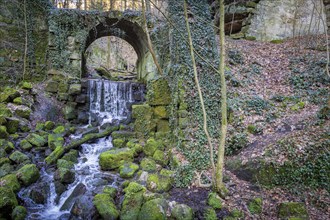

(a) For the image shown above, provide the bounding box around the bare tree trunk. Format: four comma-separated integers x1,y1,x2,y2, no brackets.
23,0,28,81
215,0,228,195
141,0,163,75
107,37,111,69
183,0,215,184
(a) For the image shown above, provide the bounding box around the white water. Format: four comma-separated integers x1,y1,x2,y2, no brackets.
19,79,144,219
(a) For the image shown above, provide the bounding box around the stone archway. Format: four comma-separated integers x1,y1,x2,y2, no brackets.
82,17,148,79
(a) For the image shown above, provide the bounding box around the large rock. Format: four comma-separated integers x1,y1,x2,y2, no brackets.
140,158,157,172
171,203,193,220
147,78,171,105
119,162,139,178
146,170,174,193
0,126,9,139
99,147,135,170
0,174,21,193
93,193,119,220
0,88,20,103
138,198,168,220
26,133,47,147
144,138,163,157
14,105,31,119
54,168,75,184
11,206,27,220
0,104,12,117
68,84,81,95
132,104,155,135
247,0,327,41
121,182,146,220
16,164,40,186
0,186,18,212
9,151,31,165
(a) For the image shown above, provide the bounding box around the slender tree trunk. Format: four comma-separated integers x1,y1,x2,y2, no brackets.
215,0,228,193
23,0,28,81
107,37,111,69
183,0,216,183
141,0,163,75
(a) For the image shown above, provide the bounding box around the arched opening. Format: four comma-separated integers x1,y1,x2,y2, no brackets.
85,36,138,80
82,18,148,80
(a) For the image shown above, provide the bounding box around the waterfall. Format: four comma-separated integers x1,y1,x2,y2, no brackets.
89,79,145,125
19,79,145,219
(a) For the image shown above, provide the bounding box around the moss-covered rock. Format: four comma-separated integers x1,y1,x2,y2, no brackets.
44,121,55,130
204,208,217,220
0,174,21,193
147,172,173,193
121,182,146,220
207,192,222,210
9,151,30,164
54,167,75,184
99,147,135,170
144,138,163,157
0,163,13,178
103,186,117,198
19,140,32,151
26,133,47,147
0,88,20,103
57,159,74,169
248,198,262,215
153,150,168,166
153,106,169,119
119,162,139,178
0,139,14,153
14,106,31,119
171,204,193,220
0,158,10,166
11,205,27,220
61,150,79,163
132,104,155,135
147,78,171,105
140,158,157,172
0,116,7,125
48,133,64,150
16,164,40,186
113,138,125,148
0,186,18,211
138,198,168,220
0,104,12,117
278,202,308,219
21,82,32,90
53,125,65,134
112,131,135,140
0,126,9,139
93,193,119,220
45,146,64,165
13,97,22,105
68,84,81,95
156,120,170,133
6,118,19,134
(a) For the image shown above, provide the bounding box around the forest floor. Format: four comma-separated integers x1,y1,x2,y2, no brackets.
171,35,329,219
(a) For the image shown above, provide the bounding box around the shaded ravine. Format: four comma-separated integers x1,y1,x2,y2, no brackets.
18,79,145,219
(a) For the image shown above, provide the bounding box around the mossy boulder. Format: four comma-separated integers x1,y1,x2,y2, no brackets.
207,192,222,209
9,151,30,164
45,80,59,93
153,106,169,119
153,149,168,166
144,138,163,157
147,172,173,193
68,84,81,95
171,204,193,220
48,133,64,150
204,208,217,220
14,106,31,119
61,150,79,163
13,97,22,105
140,158,157,172
0,116,7,125
0,139,14,153
113,138,125,148
54,167,75,184
99,147,135,170
0,163,13,178
0,104,12,117
0,174,21,192
248,198,262,215
19,140,32,151
57,159,74,169
53,125,65,134
0,158,10,166
121,182,146,220
26,133,47,147
21,82,32,90
93,193,119,220
119,162,139,178
138,198,168,220
147,78,171,105
132,104,155,135
0,88,20,103
11,205,27,220
103,186,117,198
156,120,170,133
0,126,9,139
6,118,19,134
278,202,308,219
44,121,55,130
0,186,18,211
16,164,40,186
45,146,64,165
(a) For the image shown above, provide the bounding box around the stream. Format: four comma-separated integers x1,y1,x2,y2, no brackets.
18,79,145,219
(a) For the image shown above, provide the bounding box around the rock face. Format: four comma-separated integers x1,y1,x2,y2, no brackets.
247,0,327,41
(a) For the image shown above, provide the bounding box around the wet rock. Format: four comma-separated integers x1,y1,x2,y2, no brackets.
9,151,31,165
93,193,119,220
0,163,13,178
75,94,86,103
138,198,168,220
55,181,67,196
119,162,139,178
140,158,157,172
99,147,135,170
12,205,27,220
16,164,40,186
171,203,193,220
29,183,48,204
20,139,33,151
0,126,9,139
121,182,146,220
60,183,86,211
0,186,18,214
26,133,47,147
71,194,96,218
54,168,75,184
0,174,21,193
64,102,77,120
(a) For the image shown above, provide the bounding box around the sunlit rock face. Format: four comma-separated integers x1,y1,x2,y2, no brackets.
247,0,327,41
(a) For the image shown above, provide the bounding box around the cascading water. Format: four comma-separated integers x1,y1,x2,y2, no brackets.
18,79,145,219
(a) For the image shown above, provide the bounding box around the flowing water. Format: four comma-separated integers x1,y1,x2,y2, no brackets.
18,79,145,219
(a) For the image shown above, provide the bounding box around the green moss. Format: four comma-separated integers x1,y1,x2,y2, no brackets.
11,206,27,220
99,147,134,170
15,107,31,119
147,173,173,193
138,198,168,220
55,167,75,184
204,208,217,220
45,146,64,165
61,150,78,163
6,119,19,134
121,182,146,220
132,104,155,135
248,198,262,215
156,120,170,133
119,162,139,178
0,186,18,210
245,36,256,41
0,104,12,117
140,158,157,172
13,97,22,105
144,138,163,157
270,39,284,44
16,164,40,186
153,150,168,166
147,78,171,105
0,158,10,166
0,116,7,125
26,133,47,147
0,174,21,193
113,138,126,148
153,106,169,119
0,139,14,153
0,126,9,139
57,159,74,169
278,202,308,219
44,121,55,130
53,125,65,134
171,204,193,220
21,82,32,90
112,131,135,140
0,88,20,103
207,192,222,209
9,151,30,165
48,133,64,150
93,193,119,220
103,186,117,198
